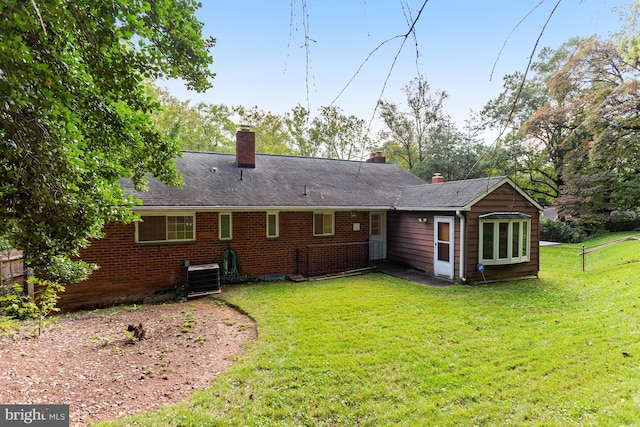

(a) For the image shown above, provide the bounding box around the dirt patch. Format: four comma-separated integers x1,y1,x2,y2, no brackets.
0,298,256,426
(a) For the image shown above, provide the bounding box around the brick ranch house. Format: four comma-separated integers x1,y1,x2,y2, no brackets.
58,130,543,309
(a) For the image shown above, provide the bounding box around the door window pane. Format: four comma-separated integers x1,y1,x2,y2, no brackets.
438,242,450,262
371,214,381,236
438,222,450,242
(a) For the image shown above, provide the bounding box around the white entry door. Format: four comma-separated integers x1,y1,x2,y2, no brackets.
434,216,454,279
369,212,387,260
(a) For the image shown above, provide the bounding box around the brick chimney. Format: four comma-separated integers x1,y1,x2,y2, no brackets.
365,152,386,163
236,125,255,168
432,173,444,184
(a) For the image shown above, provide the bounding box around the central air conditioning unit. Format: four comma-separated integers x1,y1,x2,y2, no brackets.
186,263,221,297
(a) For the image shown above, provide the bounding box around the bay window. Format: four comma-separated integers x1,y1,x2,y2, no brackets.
479,213,530,265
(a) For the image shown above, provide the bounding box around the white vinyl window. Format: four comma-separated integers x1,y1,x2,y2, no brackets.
313,212,334,236
267,212,280,238
479,213,530,265
266,211,279,238
219,213,233,241
137,214,195,243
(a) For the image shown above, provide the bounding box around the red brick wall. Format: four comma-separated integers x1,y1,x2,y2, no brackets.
59,210,370,309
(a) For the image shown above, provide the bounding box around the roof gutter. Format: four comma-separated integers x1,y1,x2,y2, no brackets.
456,210,466,283
131,206,396,213
394,206,471,212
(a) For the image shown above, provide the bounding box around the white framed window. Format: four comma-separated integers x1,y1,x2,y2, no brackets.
266,211,279,238
136,214,195,243
313,212,334,236
219,213,232,241
479,213,530,265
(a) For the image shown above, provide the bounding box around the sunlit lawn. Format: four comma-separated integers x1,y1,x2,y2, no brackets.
98,232,640,426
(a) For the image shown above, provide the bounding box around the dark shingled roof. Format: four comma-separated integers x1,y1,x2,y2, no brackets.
123,151,427,209
395,176,519,211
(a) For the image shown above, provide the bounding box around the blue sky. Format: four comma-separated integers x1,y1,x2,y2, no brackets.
162,0,631,137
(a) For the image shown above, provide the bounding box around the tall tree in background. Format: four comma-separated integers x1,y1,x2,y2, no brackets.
409,119,471,181
150,98,375,159
486,30,640,226
0,0,215,284
553,36,640,226
234,106,293,155
285,104,322,156
310,106,372,160
482,41,578,202
151,88,235,153
377,78,448,171
616,0,640,65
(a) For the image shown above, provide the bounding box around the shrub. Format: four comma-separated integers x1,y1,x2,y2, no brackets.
540,218,581,243
605,212,639,232
0,278,64,336
0,283,38,319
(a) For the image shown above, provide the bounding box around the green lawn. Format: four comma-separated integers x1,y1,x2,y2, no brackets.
98,233,640,426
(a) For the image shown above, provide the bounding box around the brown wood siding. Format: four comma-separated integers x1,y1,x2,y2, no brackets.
60,210,372,310
388,183,539,283
464,183,540,282
388,212,460,277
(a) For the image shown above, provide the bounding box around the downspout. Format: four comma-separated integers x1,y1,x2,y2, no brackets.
456,210,466,283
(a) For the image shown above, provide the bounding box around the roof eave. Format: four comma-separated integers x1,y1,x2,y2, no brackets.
394,206,471,212
132,205,396,212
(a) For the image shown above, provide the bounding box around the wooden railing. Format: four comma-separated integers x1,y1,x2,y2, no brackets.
303,240,383,278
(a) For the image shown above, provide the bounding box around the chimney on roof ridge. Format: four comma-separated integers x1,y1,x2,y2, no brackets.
365,151,386,163
432,173,444,184
236,125,255,169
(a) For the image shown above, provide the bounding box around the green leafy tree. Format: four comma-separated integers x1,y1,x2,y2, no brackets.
0,0,215,284
285,104,321,156
554,37,640,225
151,87,235,153
378,78,448,171
234,106,293,155
409,119,473,181
482,41,579,201
310,106,372,160
616,0,640,65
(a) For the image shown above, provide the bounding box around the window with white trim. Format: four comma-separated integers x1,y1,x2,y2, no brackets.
219,213,232,241
137,214,195,243
266,211,279,238
479,213,530,265
313,212,334,236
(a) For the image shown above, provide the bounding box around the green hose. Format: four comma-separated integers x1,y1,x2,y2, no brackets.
221,248,238,279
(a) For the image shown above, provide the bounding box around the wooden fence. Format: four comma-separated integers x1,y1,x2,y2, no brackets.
0,249,26,286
